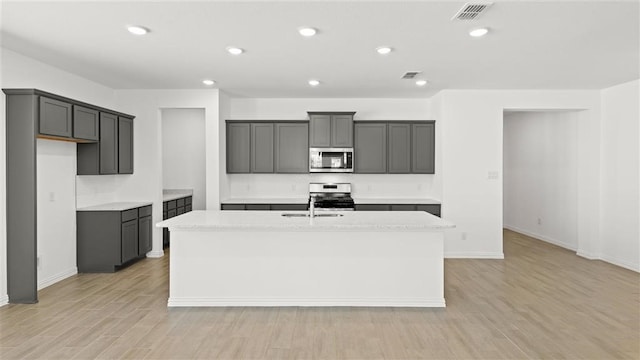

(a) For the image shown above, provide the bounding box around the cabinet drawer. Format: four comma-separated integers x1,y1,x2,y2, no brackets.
246,204,270,210
270,204,308,211
221,204,245,210
416,204,441,217
177,207,185,215
121,209,138,223
391,204,416,211
177,198,185,207
185,205,192,212
167,209,177,218
166,200,177,210
138,205,152,217
163,211,168,220
185,196,192,205
163,201,168,212
355,204,390,211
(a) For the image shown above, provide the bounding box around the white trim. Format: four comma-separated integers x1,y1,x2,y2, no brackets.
445,252,504,259
0,294,8,307
168,297,446,308
146,250,164,258
503,224,578,251
577,250,599,260
599,253,640,273
37,267,77,290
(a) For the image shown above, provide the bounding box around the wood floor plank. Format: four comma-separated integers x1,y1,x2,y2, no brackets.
0,229,637,359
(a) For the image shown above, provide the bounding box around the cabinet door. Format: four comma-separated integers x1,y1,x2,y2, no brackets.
73,105,99,141
226,123,251,173
246,204,271,210
391,204,416,211
121,219,138,264
118,117,134,174
388,123,411,174
412,122,435,174
167,209,177,218
251,123,274,173
275,123,309,173
354,123,387,173
355,204,391,211
331,115,354,147
309,115,331,147
270,204,308,211
99,112,118,174
39,97,72,137
138,215,152,255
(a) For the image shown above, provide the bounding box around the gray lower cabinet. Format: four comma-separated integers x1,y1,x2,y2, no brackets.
39,96,72,138
221,203,308,211
388,123,412,173
355,203,441,217
77,205,152,273
354,123,387,173
73,105,99,141
227,123,251,173
251,123,274,173
308,112,355,148
275,122,309,173
162,196,193,247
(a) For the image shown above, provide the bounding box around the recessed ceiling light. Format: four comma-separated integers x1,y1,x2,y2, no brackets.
202,79,215,86
226,47,244,55
376,46,392,55
298,27,317,37
308,79,320,87
469,27,489,37
127,26,149,35
416,80,428,86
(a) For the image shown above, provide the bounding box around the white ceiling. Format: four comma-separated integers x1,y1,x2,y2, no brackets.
1,0,638,98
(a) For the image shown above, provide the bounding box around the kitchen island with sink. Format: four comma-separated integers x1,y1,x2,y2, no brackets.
157,210,454,307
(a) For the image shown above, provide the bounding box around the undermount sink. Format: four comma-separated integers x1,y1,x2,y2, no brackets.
281,213,344,218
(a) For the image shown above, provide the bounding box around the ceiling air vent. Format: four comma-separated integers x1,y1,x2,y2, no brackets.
452,2,493,20
402,71,421,79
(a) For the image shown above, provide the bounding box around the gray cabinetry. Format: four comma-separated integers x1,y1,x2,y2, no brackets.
118,117,134,174
354,204,391,211
39,96,72,138
77,204,152,273
354,123,387,173
221,203,308,211
275,122,309,173
355,203,441,217
412,123,435,174
99,113,118,174
73,105,99,141
251,123,274,173
162,196,193,247
388,123,412,173
226,123,251,173
308,112,355,148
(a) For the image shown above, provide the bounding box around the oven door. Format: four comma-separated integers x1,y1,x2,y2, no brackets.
309,148,354,173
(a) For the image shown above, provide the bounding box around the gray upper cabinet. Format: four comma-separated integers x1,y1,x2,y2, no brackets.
73,105,99,141
118,117,134,174
354,123,387,173
412,122,435,174
226,123,251,173
39,96,72,138
251,123,275,173
308,112,355,148
100,112,119,174
275,122,309,173
388,123,412,173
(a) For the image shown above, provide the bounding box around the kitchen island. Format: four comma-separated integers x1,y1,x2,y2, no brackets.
157,210,454,307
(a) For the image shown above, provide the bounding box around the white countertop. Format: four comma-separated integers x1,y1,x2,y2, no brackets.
163,189,193,202
77,201,152,212
157,210,454,232
353,197,441,205
221,197,308,204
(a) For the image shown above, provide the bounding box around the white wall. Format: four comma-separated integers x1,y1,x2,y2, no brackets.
436,90,601,258
161,108,206,210
600,80,639,271
222,97,440,201
503,111,579,251
0,48,117,305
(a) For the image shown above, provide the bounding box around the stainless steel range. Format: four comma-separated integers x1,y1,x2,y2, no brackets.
309,183,355,211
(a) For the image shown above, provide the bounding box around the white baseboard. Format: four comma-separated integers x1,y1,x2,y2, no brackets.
576,250,598,260
0,294,8,307
503,224,577,251
146,250,164,258
600,253,640,273
445,252,504,259
37,267,77,290
168,297,446,308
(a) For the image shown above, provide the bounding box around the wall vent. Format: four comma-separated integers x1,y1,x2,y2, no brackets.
452,2,493,20
402,71,421,79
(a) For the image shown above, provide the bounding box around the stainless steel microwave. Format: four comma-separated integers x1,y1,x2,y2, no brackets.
309,148,354,173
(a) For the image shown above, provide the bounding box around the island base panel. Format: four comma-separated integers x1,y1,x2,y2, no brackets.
168,230,444,307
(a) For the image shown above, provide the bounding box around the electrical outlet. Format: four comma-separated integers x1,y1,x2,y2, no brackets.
49,192,55,202
537,218,542,225
461,232,467,241
37,256,41,269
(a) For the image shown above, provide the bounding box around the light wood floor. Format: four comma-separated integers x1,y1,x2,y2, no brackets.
1,229,638,359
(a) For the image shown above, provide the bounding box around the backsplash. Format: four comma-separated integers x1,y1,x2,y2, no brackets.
224,174,440,200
